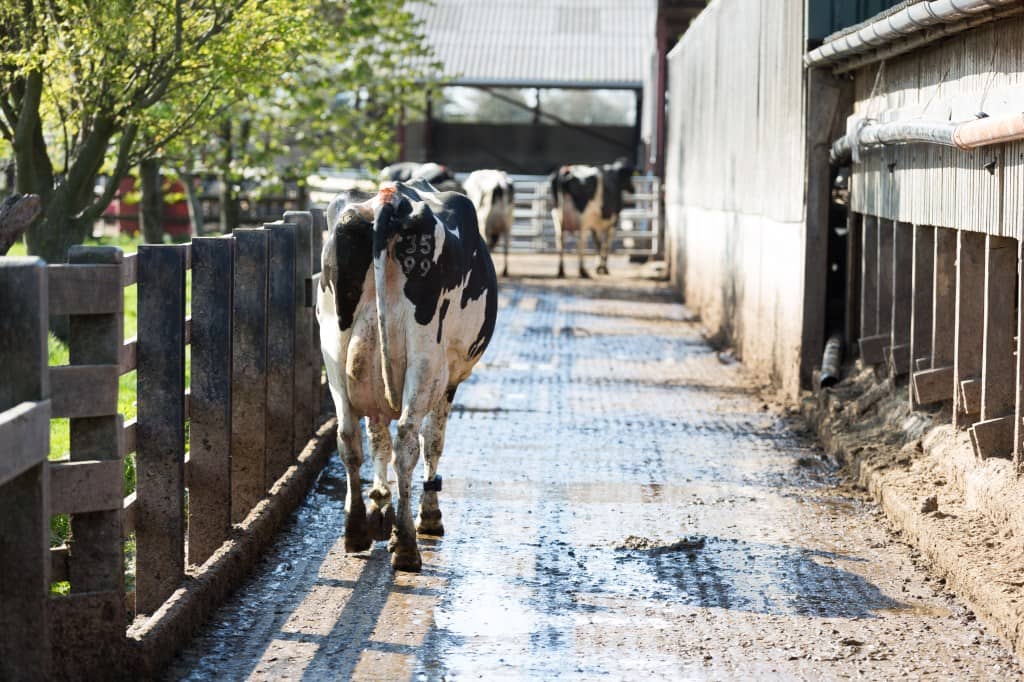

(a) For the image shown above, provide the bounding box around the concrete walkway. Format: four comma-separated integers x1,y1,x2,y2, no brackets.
166,255,1020,680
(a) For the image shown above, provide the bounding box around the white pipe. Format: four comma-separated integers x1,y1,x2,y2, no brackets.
806,0,1018,68
830,112,1024,165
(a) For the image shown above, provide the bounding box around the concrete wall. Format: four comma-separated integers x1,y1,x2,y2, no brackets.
664,0,807,397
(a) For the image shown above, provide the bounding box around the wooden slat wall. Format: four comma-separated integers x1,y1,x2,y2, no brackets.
849,15,1024,239
666,0,805,224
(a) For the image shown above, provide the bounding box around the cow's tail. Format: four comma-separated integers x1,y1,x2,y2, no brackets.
373,197,402,413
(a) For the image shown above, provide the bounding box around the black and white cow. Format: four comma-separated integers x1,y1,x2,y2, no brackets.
318,180,498,572
549,158,634,278
463,169,515,277
379,162,463,194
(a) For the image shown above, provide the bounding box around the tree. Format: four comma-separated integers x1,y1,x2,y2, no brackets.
160,0,441,233
0,0,311,263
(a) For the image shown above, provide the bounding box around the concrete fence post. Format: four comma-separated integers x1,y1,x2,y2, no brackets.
0,257,51,680
311,208,326,421
265,222,297,485
954,230,986,429
188,237,234,565
909,225,934,406
231,229,270,521
136,244,187,614
284,210,315,454
53,245,126,675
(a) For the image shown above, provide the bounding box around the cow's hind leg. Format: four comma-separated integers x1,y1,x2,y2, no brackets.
338,414,371,553
389,410,425,571
502,229,510,278
597,225,613,275
416,397,452,536
552,210,566,278
365,419,395,541
578,227,591,279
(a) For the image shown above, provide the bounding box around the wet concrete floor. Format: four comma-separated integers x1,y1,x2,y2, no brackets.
167,255,1021,680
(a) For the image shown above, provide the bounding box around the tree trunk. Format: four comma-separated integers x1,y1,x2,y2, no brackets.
180,171,204,237
0,194,41,255
140,158,164,243
219,173,239,233
218,119,239,233
24,190,82,265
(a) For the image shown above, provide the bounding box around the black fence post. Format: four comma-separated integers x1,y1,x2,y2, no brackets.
231,229,269,521
265,222,297,484
188,236,234,565
311,208,325,421
284,210,314,453
136,244,187,614
0,257,51,680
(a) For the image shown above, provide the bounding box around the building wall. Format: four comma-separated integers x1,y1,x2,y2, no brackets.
848,15,1024,239
404,121,636,175
665,0,807,396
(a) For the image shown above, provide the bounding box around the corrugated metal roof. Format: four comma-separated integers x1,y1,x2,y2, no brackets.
409,0,657,89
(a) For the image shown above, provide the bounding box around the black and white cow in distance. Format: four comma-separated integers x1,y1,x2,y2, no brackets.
379,162,463,194
549,158,634,278
463,169,515,277
318,180,498,572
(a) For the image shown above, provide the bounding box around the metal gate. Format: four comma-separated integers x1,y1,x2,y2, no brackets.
307,171,663,258
501,174,662,257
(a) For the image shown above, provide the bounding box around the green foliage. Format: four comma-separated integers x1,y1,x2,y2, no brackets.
170,0,441,185
2,0,437,257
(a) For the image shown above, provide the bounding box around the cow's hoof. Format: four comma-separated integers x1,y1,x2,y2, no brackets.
367,502,395,541
391,547,422,573
556,268,565,279
579,269,591,279
596,265,609,275
416,510,445,537
344,510,372,552
344,530,372,553
502,268,509,278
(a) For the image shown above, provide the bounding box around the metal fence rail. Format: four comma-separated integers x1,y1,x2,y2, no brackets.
501,174,663,257
307,172,664,258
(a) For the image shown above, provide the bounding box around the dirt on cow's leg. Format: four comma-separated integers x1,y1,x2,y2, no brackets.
417,399,451,536
502,232,510,278
553,209,567,278
365,421,395,541
578,229,591,279
596,226,612,275
338,421,371,553
390,418,423,572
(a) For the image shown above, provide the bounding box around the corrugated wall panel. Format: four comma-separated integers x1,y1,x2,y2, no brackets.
665,0,806,397
848,16,1024,239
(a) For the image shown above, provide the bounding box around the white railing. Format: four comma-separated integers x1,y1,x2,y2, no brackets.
308,171,663,257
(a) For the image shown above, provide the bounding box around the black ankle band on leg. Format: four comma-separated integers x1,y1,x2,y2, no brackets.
423,474,442,492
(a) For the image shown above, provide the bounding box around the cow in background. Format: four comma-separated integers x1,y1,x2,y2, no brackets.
379,162,463,194
464,169,515,277
318,180,497,572
549,158,634,278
